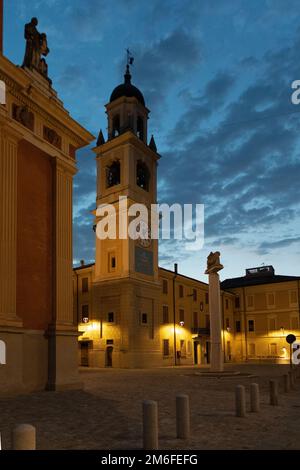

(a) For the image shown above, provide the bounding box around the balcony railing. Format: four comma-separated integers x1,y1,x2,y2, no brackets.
191,327,210,335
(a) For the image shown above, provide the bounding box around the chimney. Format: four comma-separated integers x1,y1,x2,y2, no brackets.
0,0,3,54
174,263,178,274
80,259,85,267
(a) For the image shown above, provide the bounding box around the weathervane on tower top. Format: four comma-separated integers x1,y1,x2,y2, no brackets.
126,48,134,67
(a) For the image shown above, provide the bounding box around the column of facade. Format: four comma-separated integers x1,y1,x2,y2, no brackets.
55,160,74,326
0,125,21,324
47,158,81,390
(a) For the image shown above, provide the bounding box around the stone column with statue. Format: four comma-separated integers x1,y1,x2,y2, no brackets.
205,251,224,372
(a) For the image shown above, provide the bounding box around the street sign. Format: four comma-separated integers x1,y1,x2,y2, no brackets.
286,334,296,344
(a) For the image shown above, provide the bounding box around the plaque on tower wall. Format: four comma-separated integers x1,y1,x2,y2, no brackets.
135,246,153,275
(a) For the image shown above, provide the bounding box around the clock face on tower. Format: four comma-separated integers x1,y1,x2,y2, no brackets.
137,220,152,248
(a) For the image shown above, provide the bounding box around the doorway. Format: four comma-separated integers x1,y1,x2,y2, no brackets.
80,341,89,367
193,341,201,365
106,346,113,367
205,341,210,364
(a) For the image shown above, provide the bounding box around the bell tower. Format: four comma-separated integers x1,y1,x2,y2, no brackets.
92,62,161,368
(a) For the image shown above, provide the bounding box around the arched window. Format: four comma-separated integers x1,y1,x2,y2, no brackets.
112,115,120,137
106,160,120,188
0,340,6,365
137,116,144,141
136,160,150,191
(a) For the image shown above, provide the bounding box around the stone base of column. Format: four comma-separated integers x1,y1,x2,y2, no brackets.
46,327,83,391
0,326,24,394
210,341,224,372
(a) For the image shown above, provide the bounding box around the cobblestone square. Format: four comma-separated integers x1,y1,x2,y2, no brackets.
1,364,300,450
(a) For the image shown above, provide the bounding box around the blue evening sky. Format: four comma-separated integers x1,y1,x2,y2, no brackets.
4,0,300,282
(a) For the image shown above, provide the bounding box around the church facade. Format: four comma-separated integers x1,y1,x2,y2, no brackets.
0,6,94,392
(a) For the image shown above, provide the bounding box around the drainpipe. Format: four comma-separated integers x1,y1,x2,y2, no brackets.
76,270,79,324
173,263,178,366
242,287,248,361
221,293,226,363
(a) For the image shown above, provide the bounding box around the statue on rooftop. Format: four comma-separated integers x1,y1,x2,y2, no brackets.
22,17,50,79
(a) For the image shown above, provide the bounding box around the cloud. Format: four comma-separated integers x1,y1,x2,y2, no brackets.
130,29,202,109
258,237,300,253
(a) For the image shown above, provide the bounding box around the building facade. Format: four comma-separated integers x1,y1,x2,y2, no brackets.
221,266,300,363
0,7,94,392
74,263,236,368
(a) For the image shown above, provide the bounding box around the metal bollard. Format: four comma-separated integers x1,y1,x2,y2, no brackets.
143,400,158,450
12,424,36,450
176,394,190,439
235,385,246,417
283,374,290,393
269,380,279,406
250,383,260,412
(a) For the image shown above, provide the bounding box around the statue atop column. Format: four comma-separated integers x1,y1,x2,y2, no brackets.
205,251,224,274
22,18,50,80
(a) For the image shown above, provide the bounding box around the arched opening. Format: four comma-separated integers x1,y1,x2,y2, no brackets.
112,114,120,137
106,346,113,367
0,340,6,365
106,160,120,188
137,116,144,141
136,160,150,191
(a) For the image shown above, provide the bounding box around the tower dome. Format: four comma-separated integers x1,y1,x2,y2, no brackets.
110,65,145,106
